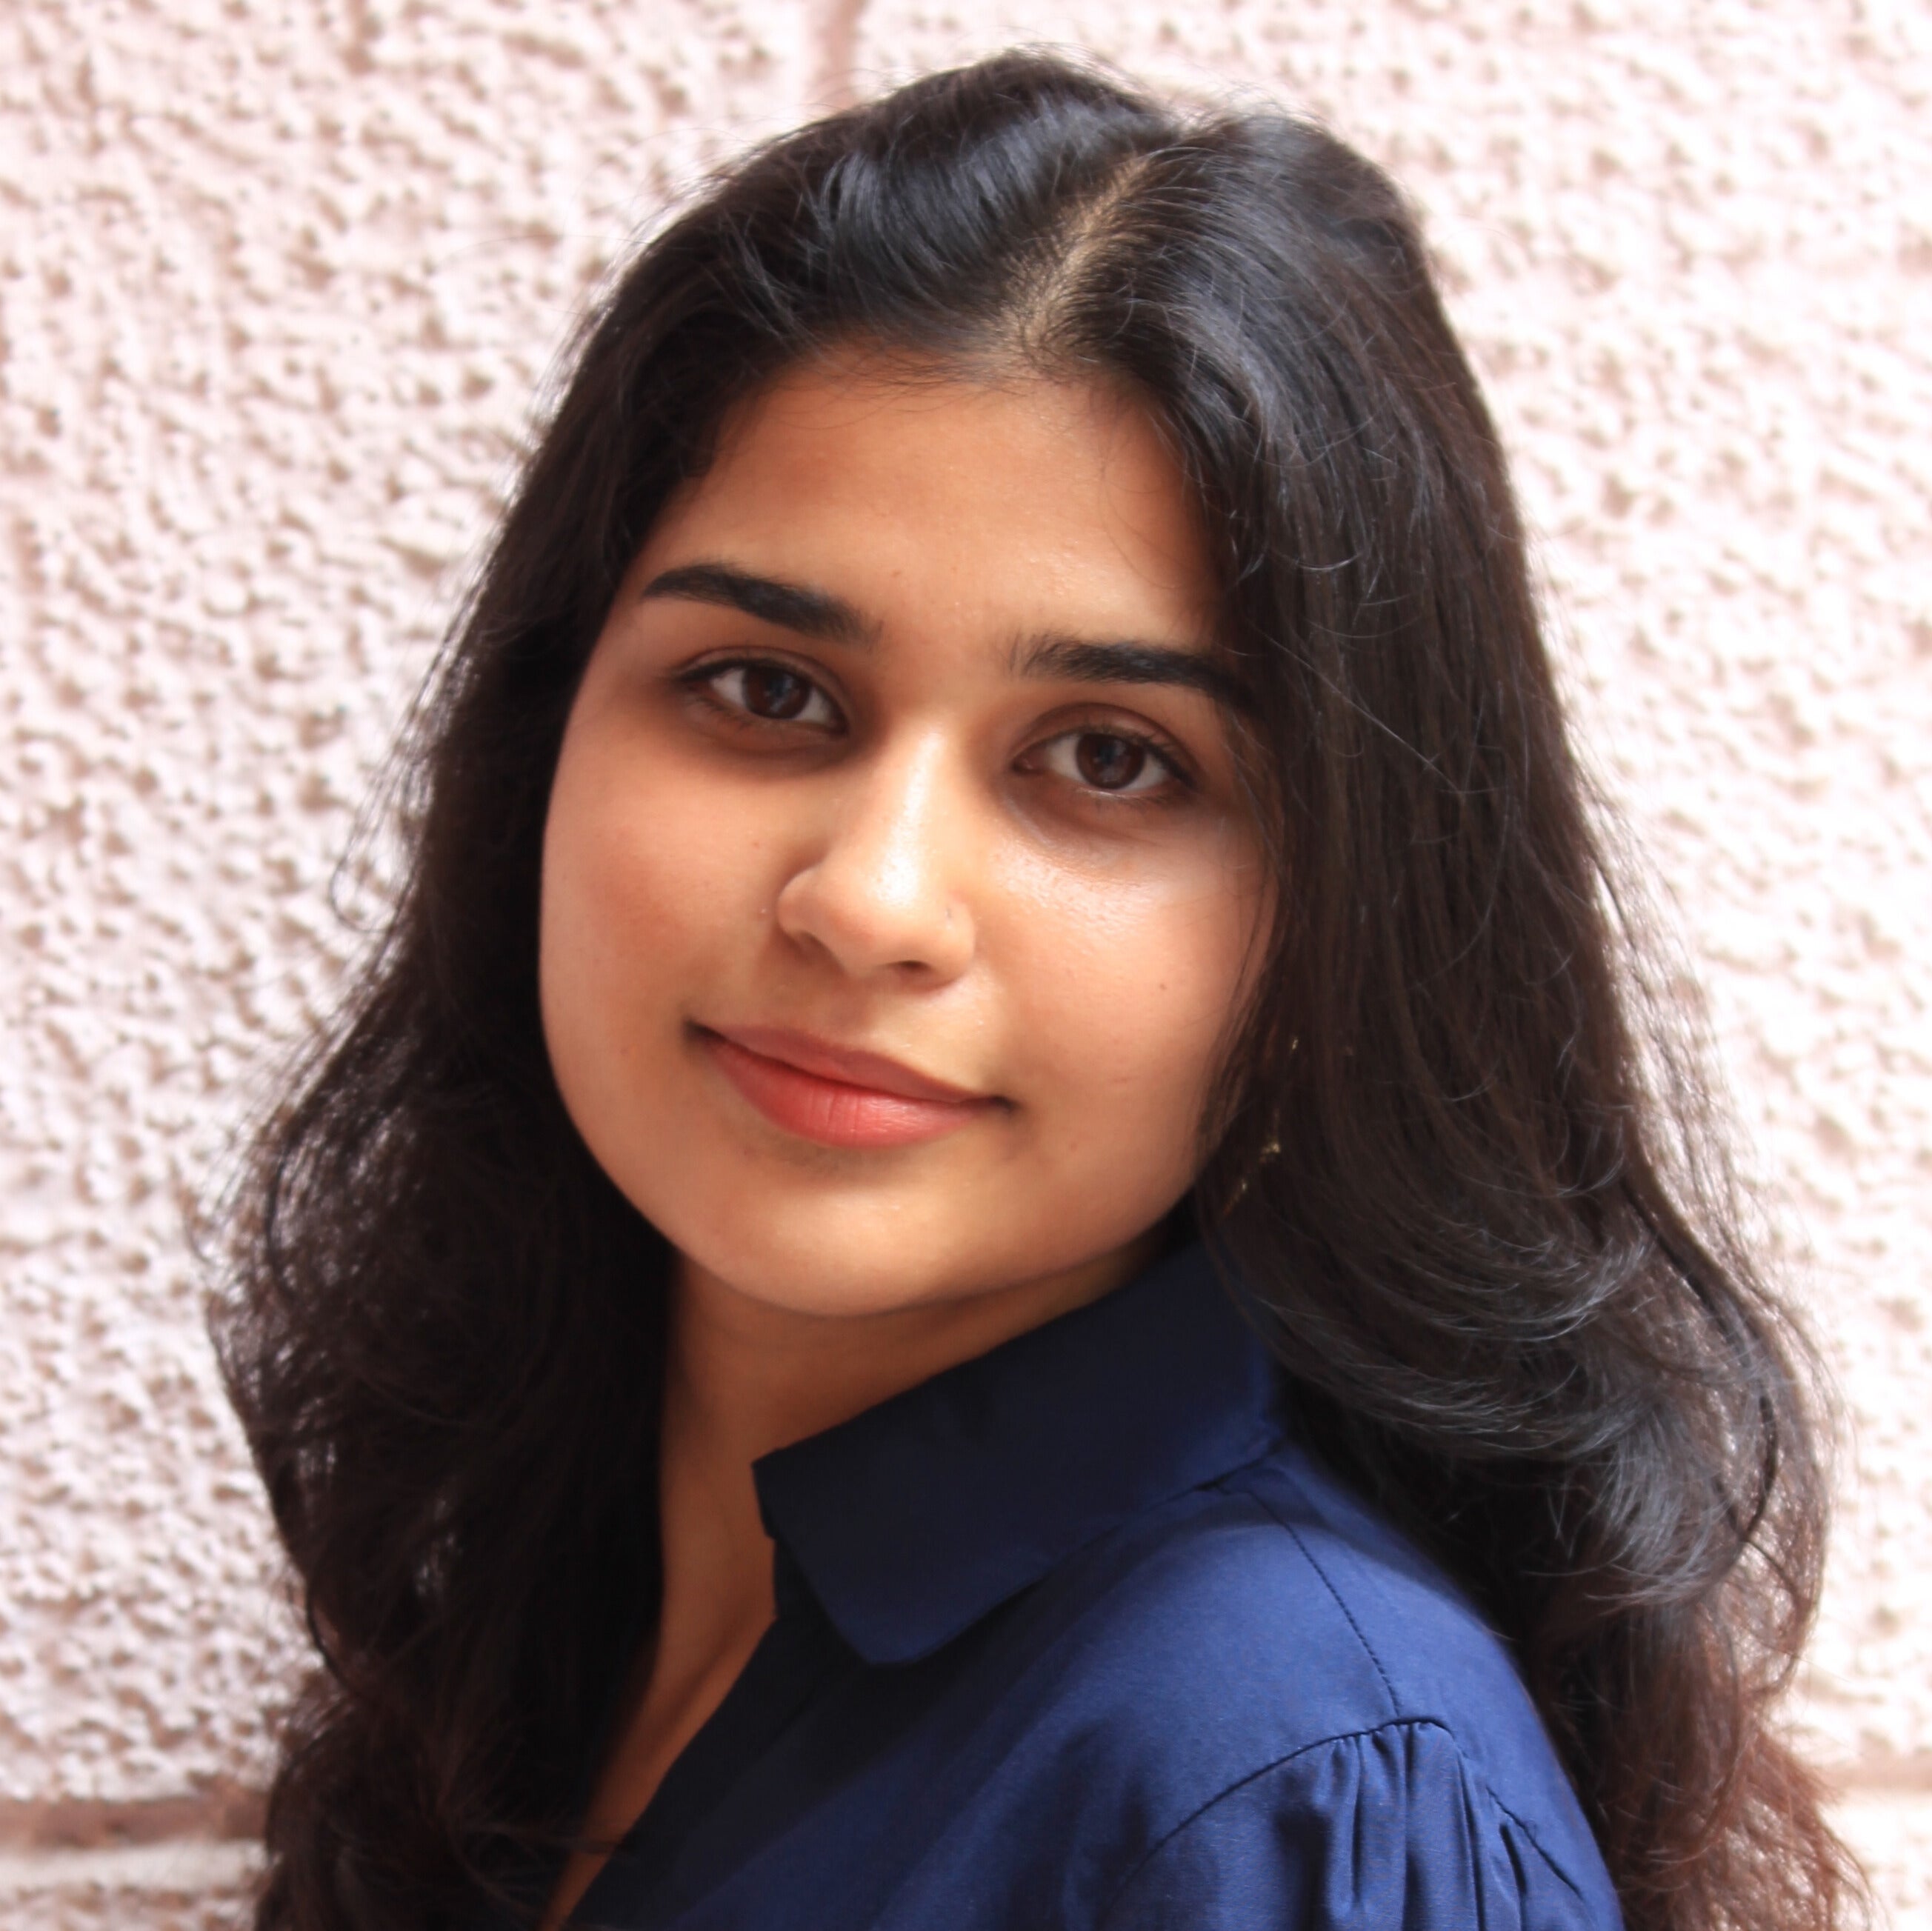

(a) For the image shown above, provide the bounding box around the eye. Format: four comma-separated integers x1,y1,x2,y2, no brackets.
689,660,843,731
1027,727,1185,798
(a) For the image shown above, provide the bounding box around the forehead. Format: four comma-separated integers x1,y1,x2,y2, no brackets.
639,356,1219,650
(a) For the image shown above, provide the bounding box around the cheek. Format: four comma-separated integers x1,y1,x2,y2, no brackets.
996,846,1260,1163
539,735,770,1072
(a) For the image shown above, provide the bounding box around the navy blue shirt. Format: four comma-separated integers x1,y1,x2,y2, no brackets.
565,1243,1622,1930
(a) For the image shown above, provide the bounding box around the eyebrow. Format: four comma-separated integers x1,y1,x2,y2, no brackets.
1014,635,1250,713
639,562,876,647
641,560,1247,710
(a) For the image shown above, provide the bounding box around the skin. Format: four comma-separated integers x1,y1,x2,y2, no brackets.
536,354,1269,1923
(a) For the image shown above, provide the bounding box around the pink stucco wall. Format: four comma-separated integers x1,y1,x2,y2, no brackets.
2,1,1927,1923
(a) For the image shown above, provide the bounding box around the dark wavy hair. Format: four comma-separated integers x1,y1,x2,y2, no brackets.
213,50,1860,1931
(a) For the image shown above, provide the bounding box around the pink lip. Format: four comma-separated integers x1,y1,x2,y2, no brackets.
697,1024,996,1150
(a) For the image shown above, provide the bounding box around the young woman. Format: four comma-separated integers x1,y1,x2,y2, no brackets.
216,51,1860,1931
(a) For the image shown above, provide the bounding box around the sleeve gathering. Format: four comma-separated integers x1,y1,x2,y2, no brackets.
1096,1718,1616,1931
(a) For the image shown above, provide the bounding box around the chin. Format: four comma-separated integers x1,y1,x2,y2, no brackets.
669,1207,987,1317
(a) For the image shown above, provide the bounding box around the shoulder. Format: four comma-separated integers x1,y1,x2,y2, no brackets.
1002,1435,1620,1927
1094,1720,1620,1930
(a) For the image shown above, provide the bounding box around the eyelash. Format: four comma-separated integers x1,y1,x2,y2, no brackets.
682,659,845,733
676,656,1196,804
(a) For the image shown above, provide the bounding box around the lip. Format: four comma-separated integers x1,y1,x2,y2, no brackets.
696,1024,997,1150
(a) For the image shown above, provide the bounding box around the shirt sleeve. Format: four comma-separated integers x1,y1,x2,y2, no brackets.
1096,1718,1620,1931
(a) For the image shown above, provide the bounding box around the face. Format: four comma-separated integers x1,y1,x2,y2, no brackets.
539,357,1268,1319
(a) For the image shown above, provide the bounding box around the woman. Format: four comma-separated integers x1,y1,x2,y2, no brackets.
216,51,1859,1931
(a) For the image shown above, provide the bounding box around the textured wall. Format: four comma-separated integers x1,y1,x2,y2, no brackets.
1,0,1926,1924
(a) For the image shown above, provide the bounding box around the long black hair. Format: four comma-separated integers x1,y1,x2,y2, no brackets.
214,50,1859,1931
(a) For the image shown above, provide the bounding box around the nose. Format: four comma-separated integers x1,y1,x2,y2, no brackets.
773,731,976,983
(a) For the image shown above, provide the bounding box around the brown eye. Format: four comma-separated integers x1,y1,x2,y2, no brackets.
742,665,811,719
1026,725,1184,801
693,661,842,731
1074,733,1148,791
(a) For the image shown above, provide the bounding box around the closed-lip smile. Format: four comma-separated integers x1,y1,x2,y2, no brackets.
694,1023,998,1150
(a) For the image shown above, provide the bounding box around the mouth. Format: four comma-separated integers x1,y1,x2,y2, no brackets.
693,1024,999,1150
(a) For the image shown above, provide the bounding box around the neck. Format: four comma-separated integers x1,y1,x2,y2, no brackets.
542,1232,1163,1929
657,1234,1162,1668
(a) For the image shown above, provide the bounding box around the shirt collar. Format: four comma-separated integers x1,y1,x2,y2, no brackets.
751,1240,1284,1667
